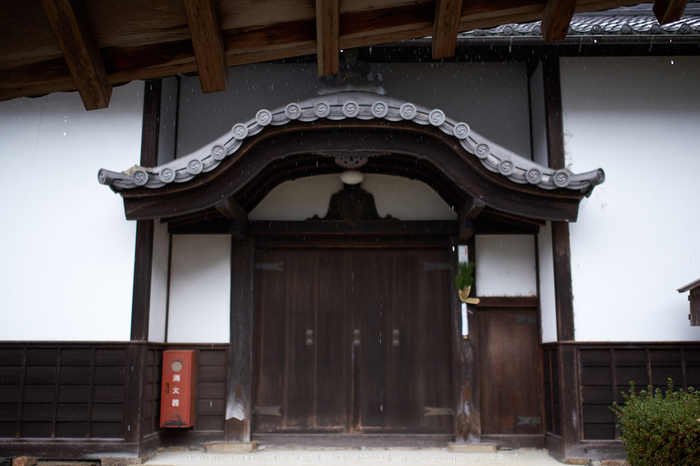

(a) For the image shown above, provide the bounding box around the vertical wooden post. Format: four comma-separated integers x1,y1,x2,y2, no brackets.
226,238,256,442
451,236,480,443
125,343,148,448
543,56,580,457
128,80,161,456
130,79,161,342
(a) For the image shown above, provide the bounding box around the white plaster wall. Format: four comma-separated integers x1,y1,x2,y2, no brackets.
0,83,143,341
249,174,342,220
176,62,531,158
168,235,231,343
475,235,537,297
148,220,170,342
538,222,558,343
529,63,549,167
249,174,457,221
363,175,457,220
561,56,700,342
157,77,179,166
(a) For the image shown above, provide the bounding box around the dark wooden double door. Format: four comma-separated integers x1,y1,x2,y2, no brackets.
253,247,453,434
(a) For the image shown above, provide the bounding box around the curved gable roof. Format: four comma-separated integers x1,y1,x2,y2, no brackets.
99,91,604,194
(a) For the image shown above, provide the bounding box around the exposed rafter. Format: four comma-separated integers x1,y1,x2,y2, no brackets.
183,0,228,93
40,0,111,110
541,0,578,42
316,0,340,76
653,0,689,24
3,0,679,110
432,0,463,59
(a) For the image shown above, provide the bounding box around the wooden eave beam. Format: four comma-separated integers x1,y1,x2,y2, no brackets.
458,197,485,241
183,0,228,93
541,0,578,42
315,0,340,76
216,197,248,240
653,0,689,24
40,0,111,110
432,0,463,59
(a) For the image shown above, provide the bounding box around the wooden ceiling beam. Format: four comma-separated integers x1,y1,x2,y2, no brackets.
316,0,340,76
541,0,578,42
1,0,663,104
653,0,689,24
40,0,111,110
215,197,248,240
432,0,463,59
458,197,485,241
183,0,228,93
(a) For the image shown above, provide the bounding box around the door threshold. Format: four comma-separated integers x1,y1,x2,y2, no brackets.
252,433,454,448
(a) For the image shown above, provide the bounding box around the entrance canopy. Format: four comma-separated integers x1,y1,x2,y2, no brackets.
99,92,604,228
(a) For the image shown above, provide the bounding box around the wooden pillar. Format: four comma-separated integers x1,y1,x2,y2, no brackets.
130,79,161,342
225,238,256,442
543,57,580,457
451,236,480,443
128,80,161,456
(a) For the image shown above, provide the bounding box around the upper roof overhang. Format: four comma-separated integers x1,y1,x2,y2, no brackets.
1,0,694,111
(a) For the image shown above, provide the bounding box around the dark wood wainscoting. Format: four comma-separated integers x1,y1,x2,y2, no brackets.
155,344,230,447
543,346,560,437
0,342,230,460
0,342,137,459
543,342,700,461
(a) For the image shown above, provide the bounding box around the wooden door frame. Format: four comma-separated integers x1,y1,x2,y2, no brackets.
226,227,461,445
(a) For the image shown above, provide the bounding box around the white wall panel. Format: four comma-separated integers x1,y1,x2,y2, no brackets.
168,235,231,343
529,63,548,167
475,235,537,297
249,174,342,221
561,56,700,342
538,222,557,343
0,83,143,341
148,220,170,342
362,175,457,220
177,63,531,159
249,174,457,221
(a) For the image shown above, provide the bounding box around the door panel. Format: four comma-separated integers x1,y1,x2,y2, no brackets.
253,249,352,432
253,248,453,434
356,249,453,433
477,308,543,435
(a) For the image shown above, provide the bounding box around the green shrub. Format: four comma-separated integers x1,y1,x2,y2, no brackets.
611,380,700,466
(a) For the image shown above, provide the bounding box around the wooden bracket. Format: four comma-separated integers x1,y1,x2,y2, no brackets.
432,0,463,59
183,0,228,93
541,0,578,42
41,0,112,110
315,0,340,76
653,0,689,24
216,197,248,241
458,197,485,241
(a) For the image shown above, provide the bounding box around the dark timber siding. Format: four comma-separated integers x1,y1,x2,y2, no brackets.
0,345,127,440
543,342,700,448
0,342,229,459
580,345,700,441
142,347,163,438
543,346,560,436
